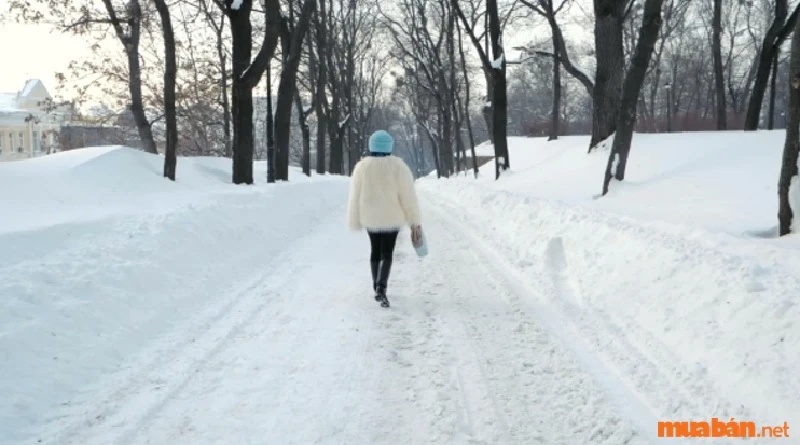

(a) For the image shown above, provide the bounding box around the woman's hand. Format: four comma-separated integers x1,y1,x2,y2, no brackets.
411,224,423,247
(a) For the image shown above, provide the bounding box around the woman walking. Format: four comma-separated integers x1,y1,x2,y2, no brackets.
347,130,422,307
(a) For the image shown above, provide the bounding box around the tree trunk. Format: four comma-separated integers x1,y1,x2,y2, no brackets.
768,50,779,130
229,2,254,184
126,46,158,155
214,13,231,158
778,17,800,236
487,0,509,176
549,19,561,141
745,0,788,130
101,0,157,155
328,114,348,174
314,0,328,174
712,0,726,130
153,0,177,180
231,82,255,184
345,0,357,174
602,0,664,196
266,61,275,183
457,19,478,178
482,86,494,143
274,0,316,181
326,0,345,177
225,0,281,184
440,102,454,177
275,15,291,181
447,3,463,175
294,89,312,176
483,10,494,143
421,124,442,178
589,0,625,152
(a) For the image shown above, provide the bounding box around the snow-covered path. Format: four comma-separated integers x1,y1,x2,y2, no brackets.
29,191,716,445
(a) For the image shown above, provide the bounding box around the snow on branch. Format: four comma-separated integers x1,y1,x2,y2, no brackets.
231,0,244,10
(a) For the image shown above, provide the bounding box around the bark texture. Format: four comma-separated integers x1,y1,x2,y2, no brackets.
153,0,178,180
778,17,800,236
602,0,664,196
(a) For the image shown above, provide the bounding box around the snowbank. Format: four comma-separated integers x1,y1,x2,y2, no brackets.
0,147,347,444
419,130,800,432
0,146,321,234
452,132,787,236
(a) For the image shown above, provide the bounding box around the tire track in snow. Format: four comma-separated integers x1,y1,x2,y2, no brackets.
540,236,748,427
348,223,515,444
378,261,470,444
415,224,527,445
30,208,336,445
425,193,671,445
402,197,647,444
403,255,510,445
89,206,468,445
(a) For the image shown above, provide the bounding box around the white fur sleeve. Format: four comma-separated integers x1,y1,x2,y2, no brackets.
347,163,362,231
397,161,421,226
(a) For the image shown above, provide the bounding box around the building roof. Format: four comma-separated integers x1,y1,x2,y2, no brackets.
21,79,40,97
0,93,23,113
0,79,50,113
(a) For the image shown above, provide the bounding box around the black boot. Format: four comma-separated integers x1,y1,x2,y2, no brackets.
375,257,392,307
370,260,380,293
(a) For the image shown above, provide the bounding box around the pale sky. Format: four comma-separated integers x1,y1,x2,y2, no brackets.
0,6,592,104
0,23,95,97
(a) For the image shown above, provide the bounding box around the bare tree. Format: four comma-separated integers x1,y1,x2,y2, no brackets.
744,0,794,130
312,0,328,174
274,0,316,181
456,18,480,178
602,0,664,196
587,0,628,152
768,4,800,129
778,15,800,236
383,0,459,177
453,0,511,179
519,0,573,140
323,0,379,175
711,0,726,129
153,0,178,179
197,0,232,157
221,0,280,184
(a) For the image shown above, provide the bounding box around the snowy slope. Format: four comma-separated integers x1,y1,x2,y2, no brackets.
4,134,798,445
3,145,667,445
0,147,345,444
455,132,789,235
419,130,800,439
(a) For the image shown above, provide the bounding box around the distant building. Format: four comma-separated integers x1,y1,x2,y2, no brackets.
0,79,73,161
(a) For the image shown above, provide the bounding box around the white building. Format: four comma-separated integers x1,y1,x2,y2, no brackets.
0,79,72,161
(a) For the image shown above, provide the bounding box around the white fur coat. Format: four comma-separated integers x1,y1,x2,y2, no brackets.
347,155,421,232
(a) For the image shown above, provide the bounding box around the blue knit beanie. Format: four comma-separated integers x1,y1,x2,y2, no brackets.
368,130,394,154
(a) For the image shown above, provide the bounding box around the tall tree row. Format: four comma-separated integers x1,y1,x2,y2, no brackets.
9,0,800,197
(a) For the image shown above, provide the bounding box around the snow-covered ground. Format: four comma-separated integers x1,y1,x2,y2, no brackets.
0,147,346,444
1,133,796,445
419,130,800,442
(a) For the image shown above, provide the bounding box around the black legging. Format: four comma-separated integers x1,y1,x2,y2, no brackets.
369,231,399,262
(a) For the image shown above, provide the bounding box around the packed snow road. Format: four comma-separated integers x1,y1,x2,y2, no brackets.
27,188,708,445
